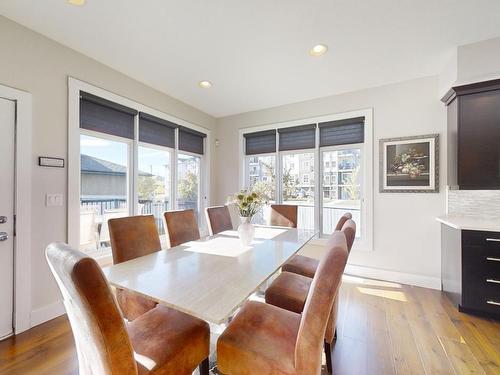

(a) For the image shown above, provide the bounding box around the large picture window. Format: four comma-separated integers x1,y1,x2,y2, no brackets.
71,83,209,258
241,111,372,250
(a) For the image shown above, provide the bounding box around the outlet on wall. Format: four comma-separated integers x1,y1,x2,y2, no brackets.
46,193,63,207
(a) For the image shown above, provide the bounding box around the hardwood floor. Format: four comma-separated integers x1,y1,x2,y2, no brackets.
0,276,498,375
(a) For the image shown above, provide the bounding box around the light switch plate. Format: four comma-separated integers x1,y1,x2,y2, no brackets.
46,193,63,207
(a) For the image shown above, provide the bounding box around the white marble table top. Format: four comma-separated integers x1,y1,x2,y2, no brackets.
103,226,317,324
436,215,500,232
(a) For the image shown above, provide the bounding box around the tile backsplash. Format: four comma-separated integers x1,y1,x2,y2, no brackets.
447,189,500,218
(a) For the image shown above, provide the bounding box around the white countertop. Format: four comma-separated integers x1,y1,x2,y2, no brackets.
436,215,500,232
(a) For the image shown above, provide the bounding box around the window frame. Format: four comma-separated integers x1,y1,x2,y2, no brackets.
239,108,373,252
69,78,211,265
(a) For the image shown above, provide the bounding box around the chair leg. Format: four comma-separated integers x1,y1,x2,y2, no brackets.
199,357,209,375
324,341,333,374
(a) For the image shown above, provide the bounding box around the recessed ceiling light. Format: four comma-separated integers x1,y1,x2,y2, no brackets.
309,44,328,57
67,0,86,6
199,81,212,89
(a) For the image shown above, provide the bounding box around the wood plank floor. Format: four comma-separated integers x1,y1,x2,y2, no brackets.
0,276,499,375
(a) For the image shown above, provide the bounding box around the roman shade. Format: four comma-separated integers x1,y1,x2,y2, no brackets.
244,130,277,155
278,124,316,151
179,126,206,155
319,117,364,147
139,112,177,148
80,91,137,139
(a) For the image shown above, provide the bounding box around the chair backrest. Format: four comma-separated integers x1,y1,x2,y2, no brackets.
45,243,137,375
269,204,298,228
334,212,352,231
108,215,161,264
341,218,356,252
163,209,200,248
100,209,129,244
205,205,233,235
295,231,348,374
80,210,97,250
225,202,241,229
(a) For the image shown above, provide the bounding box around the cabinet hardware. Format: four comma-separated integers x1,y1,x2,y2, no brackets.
486,300,500,306
486,257,500,262
486,238,500,242
486,278,500,284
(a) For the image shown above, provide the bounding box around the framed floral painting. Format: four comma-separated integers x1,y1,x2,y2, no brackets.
379,134,439,193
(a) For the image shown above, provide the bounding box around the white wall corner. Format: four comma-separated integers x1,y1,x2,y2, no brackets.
345,264,441,290
30,300,65,328
438,48,458,99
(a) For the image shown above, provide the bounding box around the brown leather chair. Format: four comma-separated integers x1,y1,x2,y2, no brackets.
108,215,160,321
163,209,200,248
217,231,348,375
282,213,354,278
205,205,233,235
265,219,356,373
269,204,298,228
46,243,210,375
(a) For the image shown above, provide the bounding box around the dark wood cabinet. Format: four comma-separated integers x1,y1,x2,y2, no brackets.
443,79,500,189
441,225,500,319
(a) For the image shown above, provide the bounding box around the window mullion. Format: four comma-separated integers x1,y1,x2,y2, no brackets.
172,128,179,210
315,125,321,233
275,131,282,204
131,114,139,215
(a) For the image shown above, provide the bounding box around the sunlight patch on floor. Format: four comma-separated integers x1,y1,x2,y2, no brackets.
356,287,408,302
342,274,403,289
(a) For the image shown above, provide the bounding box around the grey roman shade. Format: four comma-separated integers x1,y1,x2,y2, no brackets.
278,124,316,151
139,112,177,148
179,126,206,155
319,117,365,147
244,130,277,155
80,91,137,139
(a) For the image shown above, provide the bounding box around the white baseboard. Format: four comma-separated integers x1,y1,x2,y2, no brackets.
345,264,441,290
30,300,65,327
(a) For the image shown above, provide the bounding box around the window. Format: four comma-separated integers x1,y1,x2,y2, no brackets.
177,153,201,221
244,155,276,202
72,85,209,257
138,145,171,235
282,152,315,230
322,148,361,236
80,134,130,252
241,111,372,250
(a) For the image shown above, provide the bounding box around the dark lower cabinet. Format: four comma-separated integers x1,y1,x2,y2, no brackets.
442,226,500,319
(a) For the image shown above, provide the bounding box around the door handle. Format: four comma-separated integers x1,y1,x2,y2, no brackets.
486,238,500,242
0,232,8,241
0,216,6,224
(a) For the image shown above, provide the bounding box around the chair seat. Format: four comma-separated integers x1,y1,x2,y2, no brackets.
265,272,311,314
217,301,301,375
282,254,319,278
128,305,210,375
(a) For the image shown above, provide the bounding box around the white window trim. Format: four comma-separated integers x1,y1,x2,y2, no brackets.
69,77,211,265
238,108,373,252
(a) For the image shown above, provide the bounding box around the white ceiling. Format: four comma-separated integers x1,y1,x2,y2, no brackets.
2,1,500,117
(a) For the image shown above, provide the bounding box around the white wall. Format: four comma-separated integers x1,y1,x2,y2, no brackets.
214,76,446,288
457,36,500,84
0,16,216,326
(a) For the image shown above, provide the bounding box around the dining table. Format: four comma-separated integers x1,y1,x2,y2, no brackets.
102,225,317,324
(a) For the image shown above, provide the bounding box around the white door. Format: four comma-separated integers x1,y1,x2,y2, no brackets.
0,97,15,339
